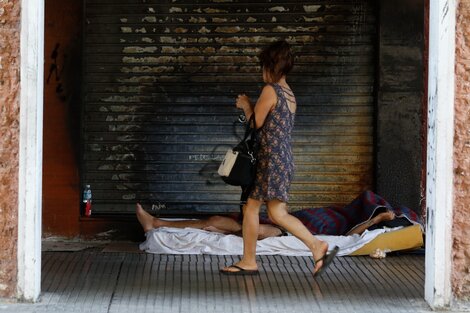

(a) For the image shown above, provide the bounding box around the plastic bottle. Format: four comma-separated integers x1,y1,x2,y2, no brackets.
82,184,92,217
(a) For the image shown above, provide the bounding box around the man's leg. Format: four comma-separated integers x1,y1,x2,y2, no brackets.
137,203,283,239
203,215,242,234
136,203,243,234
136,203,210,232
258,224,283,239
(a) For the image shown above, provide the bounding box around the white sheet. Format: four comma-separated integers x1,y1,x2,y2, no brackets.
139,226,401,256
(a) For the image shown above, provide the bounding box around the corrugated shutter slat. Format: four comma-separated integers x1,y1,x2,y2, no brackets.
83,0,376,213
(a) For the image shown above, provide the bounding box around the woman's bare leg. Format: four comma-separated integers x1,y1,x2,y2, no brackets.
266,199,328,274
221,198,262,272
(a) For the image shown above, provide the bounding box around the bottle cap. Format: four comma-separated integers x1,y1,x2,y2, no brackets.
86,184,91,188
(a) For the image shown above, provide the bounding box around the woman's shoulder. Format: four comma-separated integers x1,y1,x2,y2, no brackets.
256,84,278,112
262,83,276,89
261,83,277,95
260,84,278,102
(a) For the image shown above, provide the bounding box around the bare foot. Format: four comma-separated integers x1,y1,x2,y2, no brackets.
311,240,329,275
136,203,157,232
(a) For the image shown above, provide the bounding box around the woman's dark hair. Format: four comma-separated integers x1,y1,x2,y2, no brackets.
259,40,294,82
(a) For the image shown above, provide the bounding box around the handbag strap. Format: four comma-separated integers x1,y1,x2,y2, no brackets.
242,112,257,142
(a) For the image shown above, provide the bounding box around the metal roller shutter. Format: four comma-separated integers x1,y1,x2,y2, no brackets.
82,0,376,214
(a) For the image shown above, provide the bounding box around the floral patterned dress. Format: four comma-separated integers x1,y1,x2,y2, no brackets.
250,83,295,203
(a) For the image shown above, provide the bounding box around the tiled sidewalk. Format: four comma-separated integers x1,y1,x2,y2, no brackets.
0,248,464,313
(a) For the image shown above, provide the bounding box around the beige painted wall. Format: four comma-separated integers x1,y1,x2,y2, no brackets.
0,0,20,298
453,0,470,300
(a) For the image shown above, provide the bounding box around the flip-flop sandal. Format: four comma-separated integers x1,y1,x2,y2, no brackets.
220,264,259,276
313,246,340,277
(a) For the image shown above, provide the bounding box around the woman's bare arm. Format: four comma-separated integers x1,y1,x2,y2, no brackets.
236,85,277,129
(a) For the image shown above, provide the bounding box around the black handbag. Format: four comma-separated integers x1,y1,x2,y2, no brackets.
218,114,258,187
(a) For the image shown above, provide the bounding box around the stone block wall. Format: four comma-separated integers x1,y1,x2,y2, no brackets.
0,0,20,298
453,0,470,300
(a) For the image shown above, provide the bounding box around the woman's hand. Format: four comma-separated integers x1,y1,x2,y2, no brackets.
236,94,252,111
236,85,276,128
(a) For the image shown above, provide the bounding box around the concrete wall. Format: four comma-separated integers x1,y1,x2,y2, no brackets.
42,0,82,237
453,0,470,299
376,0,425,212
0,0,20,298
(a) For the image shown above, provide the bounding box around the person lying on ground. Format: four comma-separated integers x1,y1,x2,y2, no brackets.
136,192,403,239
136,203,283,239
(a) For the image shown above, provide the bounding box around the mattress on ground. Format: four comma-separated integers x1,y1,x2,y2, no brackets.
350,224,423,256
140,225,413,256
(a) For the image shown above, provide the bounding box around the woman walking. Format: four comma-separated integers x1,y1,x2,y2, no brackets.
220,40,338,276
